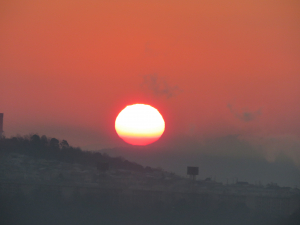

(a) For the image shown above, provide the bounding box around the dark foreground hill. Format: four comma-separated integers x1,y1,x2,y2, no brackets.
0,134,158,173
0,134,299,225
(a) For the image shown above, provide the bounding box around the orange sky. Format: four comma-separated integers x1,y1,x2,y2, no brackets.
0,0,300,155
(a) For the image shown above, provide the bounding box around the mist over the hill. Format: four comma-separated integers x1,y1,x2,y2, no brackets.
91,135,300,187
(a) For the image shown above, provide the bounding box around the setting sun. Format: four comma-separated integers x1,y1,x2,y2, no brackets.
115,104,165,145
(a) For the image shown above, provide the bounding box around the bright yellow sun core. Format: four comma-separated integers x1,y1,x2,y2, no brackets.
115,104,165,145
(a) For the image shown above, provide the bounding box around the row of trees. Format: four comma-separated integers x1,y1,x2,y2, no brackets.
0,134,155,173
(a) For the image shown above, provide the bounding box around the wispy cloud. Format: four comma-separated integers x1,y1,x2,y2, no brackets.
227,103,262,122
141,74,181,98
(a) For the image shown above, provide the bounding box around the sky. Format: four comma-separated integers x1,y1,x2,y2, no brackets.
1,0,300,185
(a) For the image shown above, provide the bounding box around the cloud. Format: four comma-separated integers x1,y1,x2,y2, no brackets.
259,135,300,166
227,103,262,122
141,74,181,98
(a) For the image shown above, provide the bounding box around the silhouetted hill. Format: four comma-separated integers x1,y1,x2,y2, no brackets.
0,135,299,225
0,134,156,173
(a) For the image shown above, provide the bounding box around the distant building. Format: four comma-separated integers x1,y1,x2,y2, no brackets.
0,113,3,137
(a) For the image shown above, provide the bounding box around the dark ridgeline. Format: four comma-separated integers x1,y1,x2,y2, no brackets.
0,134,299,225
0,134,150,172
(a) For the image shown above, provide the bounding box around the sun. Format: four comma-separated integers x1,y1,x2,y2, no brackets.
115,104,165,145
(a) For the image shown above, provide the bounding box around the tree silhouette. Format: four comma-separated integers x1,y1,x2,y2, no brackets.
60,140,69,149
49,138,59,149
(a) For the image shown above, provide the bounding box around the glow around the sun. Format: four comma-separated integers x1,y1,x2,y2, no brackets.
115,104,165,145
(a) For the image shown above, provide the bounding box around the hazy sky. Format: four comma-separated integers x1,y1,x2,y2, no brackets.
1,0,300,184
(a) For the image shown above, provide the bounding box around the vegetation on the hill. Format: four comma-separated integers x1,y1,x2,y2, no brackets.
0,134,155,173
0,135,297,225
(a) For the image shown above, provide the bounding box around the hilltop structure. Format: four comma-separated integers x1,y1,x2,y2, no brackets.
0,113,3,137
